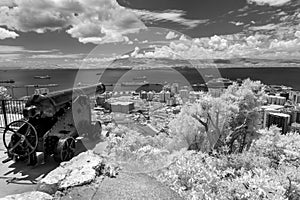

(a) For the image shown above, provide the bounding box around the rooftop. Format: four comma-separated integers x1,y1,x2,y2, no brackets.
110,101,134,106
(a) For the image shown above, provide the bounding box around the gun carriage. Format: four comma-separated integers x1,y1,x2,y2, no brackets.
2,83,105,165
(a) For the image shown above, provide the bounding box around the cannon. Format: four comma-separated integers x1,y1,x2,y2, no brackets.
2,83,105,165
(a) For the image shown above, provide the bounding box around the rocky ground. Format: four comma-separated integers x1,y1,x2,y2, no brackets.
0,150,183,200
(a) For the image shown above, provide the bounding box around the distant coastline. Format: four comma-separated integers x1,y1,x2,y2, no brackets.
1,65,300,71
1,67,300,98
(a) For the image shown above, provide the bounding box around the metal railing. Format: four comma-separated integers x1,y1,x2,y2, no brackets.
0,100,27,128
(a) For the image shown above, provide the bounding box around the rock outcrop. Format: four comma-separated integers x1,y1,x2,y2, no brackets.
0,191,53,200
1,150,182,200
37,150,103,195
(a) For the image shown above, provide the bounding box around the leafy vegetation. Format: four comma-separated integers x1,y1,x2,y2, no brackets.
152,126,300,200
103,79,300,199
0,86,11,100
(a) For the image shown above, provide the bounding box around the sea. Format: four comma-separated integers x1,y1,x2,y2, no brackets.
0,67,299,99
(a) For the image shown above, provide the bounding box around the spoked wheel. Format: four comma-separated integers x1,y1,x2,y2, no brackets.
3,120,38,159
53,137,76,162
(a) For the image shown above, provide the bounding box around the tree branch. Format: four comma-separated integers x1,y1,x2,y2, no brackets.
192,114,208,132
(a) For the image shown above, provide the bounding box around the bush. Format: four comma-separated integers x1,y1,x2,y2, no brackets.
104,125,187,173
149,126,300,200
0,86,11,100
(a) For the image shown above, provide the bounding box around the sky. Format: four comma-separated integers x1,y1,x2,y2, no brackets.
0,0,299,68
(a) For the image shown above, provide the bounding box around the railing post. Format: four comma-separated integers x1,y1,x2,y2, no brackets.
1,100,8,127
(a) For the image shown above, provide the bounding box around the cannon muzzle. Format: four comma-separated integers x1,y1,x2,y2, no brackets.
24,83,106,118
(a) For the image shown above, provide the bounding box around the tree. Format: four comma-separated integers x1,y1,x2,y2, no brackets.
189,94,238,151
221,79,266,153
0,86,11,100
169,79,266,153
169,93,238,152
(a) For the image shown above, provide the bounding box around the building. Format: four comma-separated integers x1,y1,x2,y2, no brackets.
159,91,165,102
166,97,176,106
266,95,286,105
34,88,49,95
266,112,290,134
110,101,134,113
290,122,300,132
289,90,300,104
261,105,284,128
171,83,179,94
147,91,154,101
206,78,233,97
179,89,189,100
165,91,171,101
266,85,292,94
140,91,147,100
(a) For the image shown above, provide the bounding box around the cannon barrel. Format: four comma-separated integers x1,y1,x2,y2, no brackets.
46,83,105,107
24,83,106,118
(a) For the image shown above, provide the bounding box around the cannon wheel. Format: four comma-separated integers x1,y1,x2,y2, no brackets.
3,120,38,158
53,137,76,162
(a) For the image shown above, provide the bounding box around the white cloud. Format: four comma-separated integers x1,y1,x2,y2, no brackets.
179,34,188,41
249,23,277,30
0,27,18,39
0,45,58,54
131,9,208,29
82,54,130,63
247,0,291,6
0,0,16,7
127,32,300,60
0,45,24,53
0,53,21,61
29,54,84,59
0,0,146,44
295,31,300,39
269,38,300,52
165,31,178,40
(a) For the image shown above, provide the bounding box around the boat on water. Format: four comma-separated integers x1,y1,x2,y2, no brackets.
24,83,58,88
121,81,149,86
133,76,147,80
34,75,51,79
205,74,214,78
96,72,102,75
0,79,15,84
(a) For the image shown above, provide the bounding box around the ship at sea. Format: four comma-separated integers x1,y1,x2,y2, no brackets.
0,79,15,84
132,76,147,81
121,81,149,86
34,75,51,79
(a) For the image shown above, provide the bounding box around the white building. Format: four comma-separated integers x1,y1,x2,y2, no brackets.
166,97,176,106
147,91,154,101
289,91,300,104
266,95,286,105
159,91,165,102
165,91,171,101
110,101,134,113
179,89,189,99
261,104,284,128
